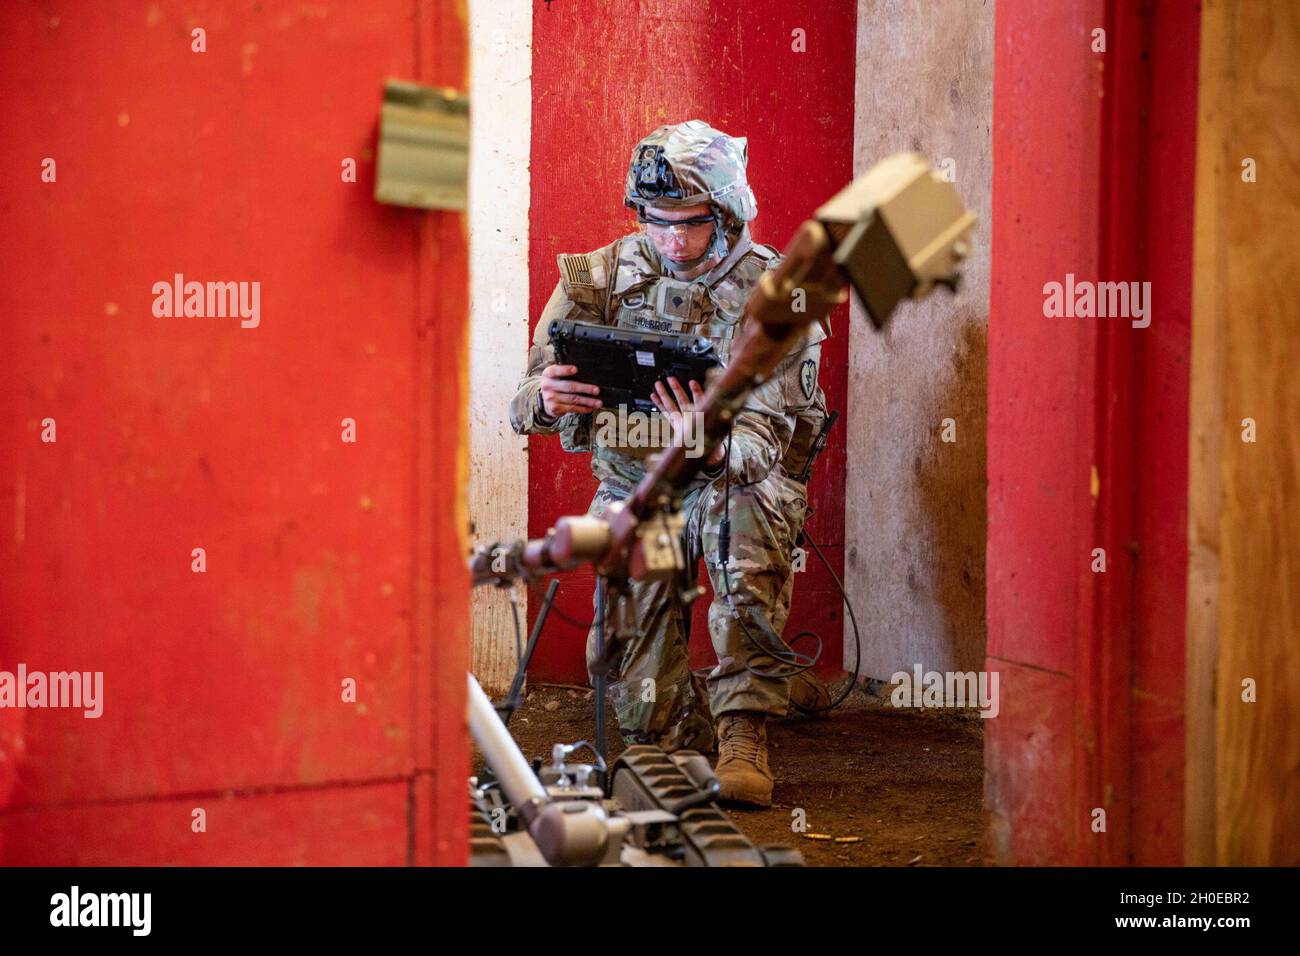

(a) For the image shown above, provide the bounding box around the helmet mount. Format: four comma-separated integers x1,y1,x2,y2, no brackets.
630,145,684,202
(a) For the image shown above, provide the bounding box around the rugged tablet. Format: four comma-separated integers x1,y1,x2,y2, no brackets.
548,319,721,413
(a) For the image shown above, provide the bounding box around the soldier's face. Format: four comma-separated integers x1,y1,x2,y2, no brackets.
641,203,716,263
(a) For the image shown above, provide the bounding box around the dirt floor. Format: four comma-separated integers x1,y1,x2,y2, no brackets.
487,681,988,867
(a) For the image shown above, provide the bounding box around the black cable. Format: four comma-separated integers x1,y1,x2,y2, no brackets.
593,576,607,776
558,740,607,775
500,579,560,727
787,525,864,714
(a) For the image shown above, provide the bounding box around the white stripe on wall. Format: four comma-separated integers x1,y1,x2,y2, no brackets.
468,1,532,693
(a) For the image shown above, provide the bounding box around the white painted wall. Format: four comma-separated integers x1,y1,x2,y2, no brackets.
468,2,532,693
847,0,994,681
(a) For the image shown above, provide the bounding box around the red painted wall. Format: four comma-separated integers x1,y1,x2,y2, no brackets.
0,0,469,865
986,0,1197,865
526,0,856,684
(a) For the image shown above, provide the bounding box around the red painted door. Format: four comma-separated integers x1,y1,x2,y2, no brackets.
986,0,1198,865
0,0,469,865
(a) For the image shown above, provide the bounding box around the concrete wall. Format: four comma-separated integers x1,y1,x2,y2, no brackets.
846,0,993,680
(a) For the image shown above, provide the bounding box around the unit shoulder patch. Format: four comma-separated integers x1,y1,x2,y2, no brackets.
799,357,817,400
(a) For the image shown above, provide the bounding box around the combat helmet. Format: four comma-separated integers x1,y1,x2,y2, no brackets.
624,119,758,267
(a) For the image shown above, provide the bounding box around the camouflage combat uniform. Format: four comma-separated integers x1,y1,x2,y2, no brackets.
508,120,828,752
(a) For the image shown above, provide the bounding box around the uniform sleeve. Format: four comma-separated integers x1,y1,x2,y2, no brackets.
706,248,826,486
508,280,600,437
710,331,823,486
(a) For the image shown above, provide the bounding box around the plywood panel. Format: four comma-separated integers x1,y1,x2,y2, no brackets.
983,659,1078,865
0,0,422,804
1187,0,1300,866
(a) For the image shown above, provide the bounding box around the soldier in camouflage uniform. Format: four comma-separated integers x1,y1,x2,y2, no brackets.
508,120,828,807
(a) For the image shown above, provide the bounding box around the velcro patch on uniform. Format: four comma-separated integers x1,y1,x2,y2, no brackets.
559,253,595,288
800,358,816,399
655,279,700,321
635,315,676,332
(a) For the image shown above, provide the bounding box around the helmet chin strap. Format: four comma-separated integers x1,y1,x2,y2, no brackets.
664,247,714,270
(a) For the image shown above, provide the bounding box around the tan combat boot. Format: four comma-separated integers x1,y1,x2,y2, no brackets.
714,712,773,808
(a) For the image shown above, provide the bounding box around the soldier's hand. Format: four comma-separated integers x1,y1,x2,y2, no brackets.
651,377,726,467
539,364,602,417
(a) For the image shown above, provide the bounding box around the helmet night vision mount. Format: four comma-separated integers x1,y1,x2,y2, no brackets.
630,144,685,202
